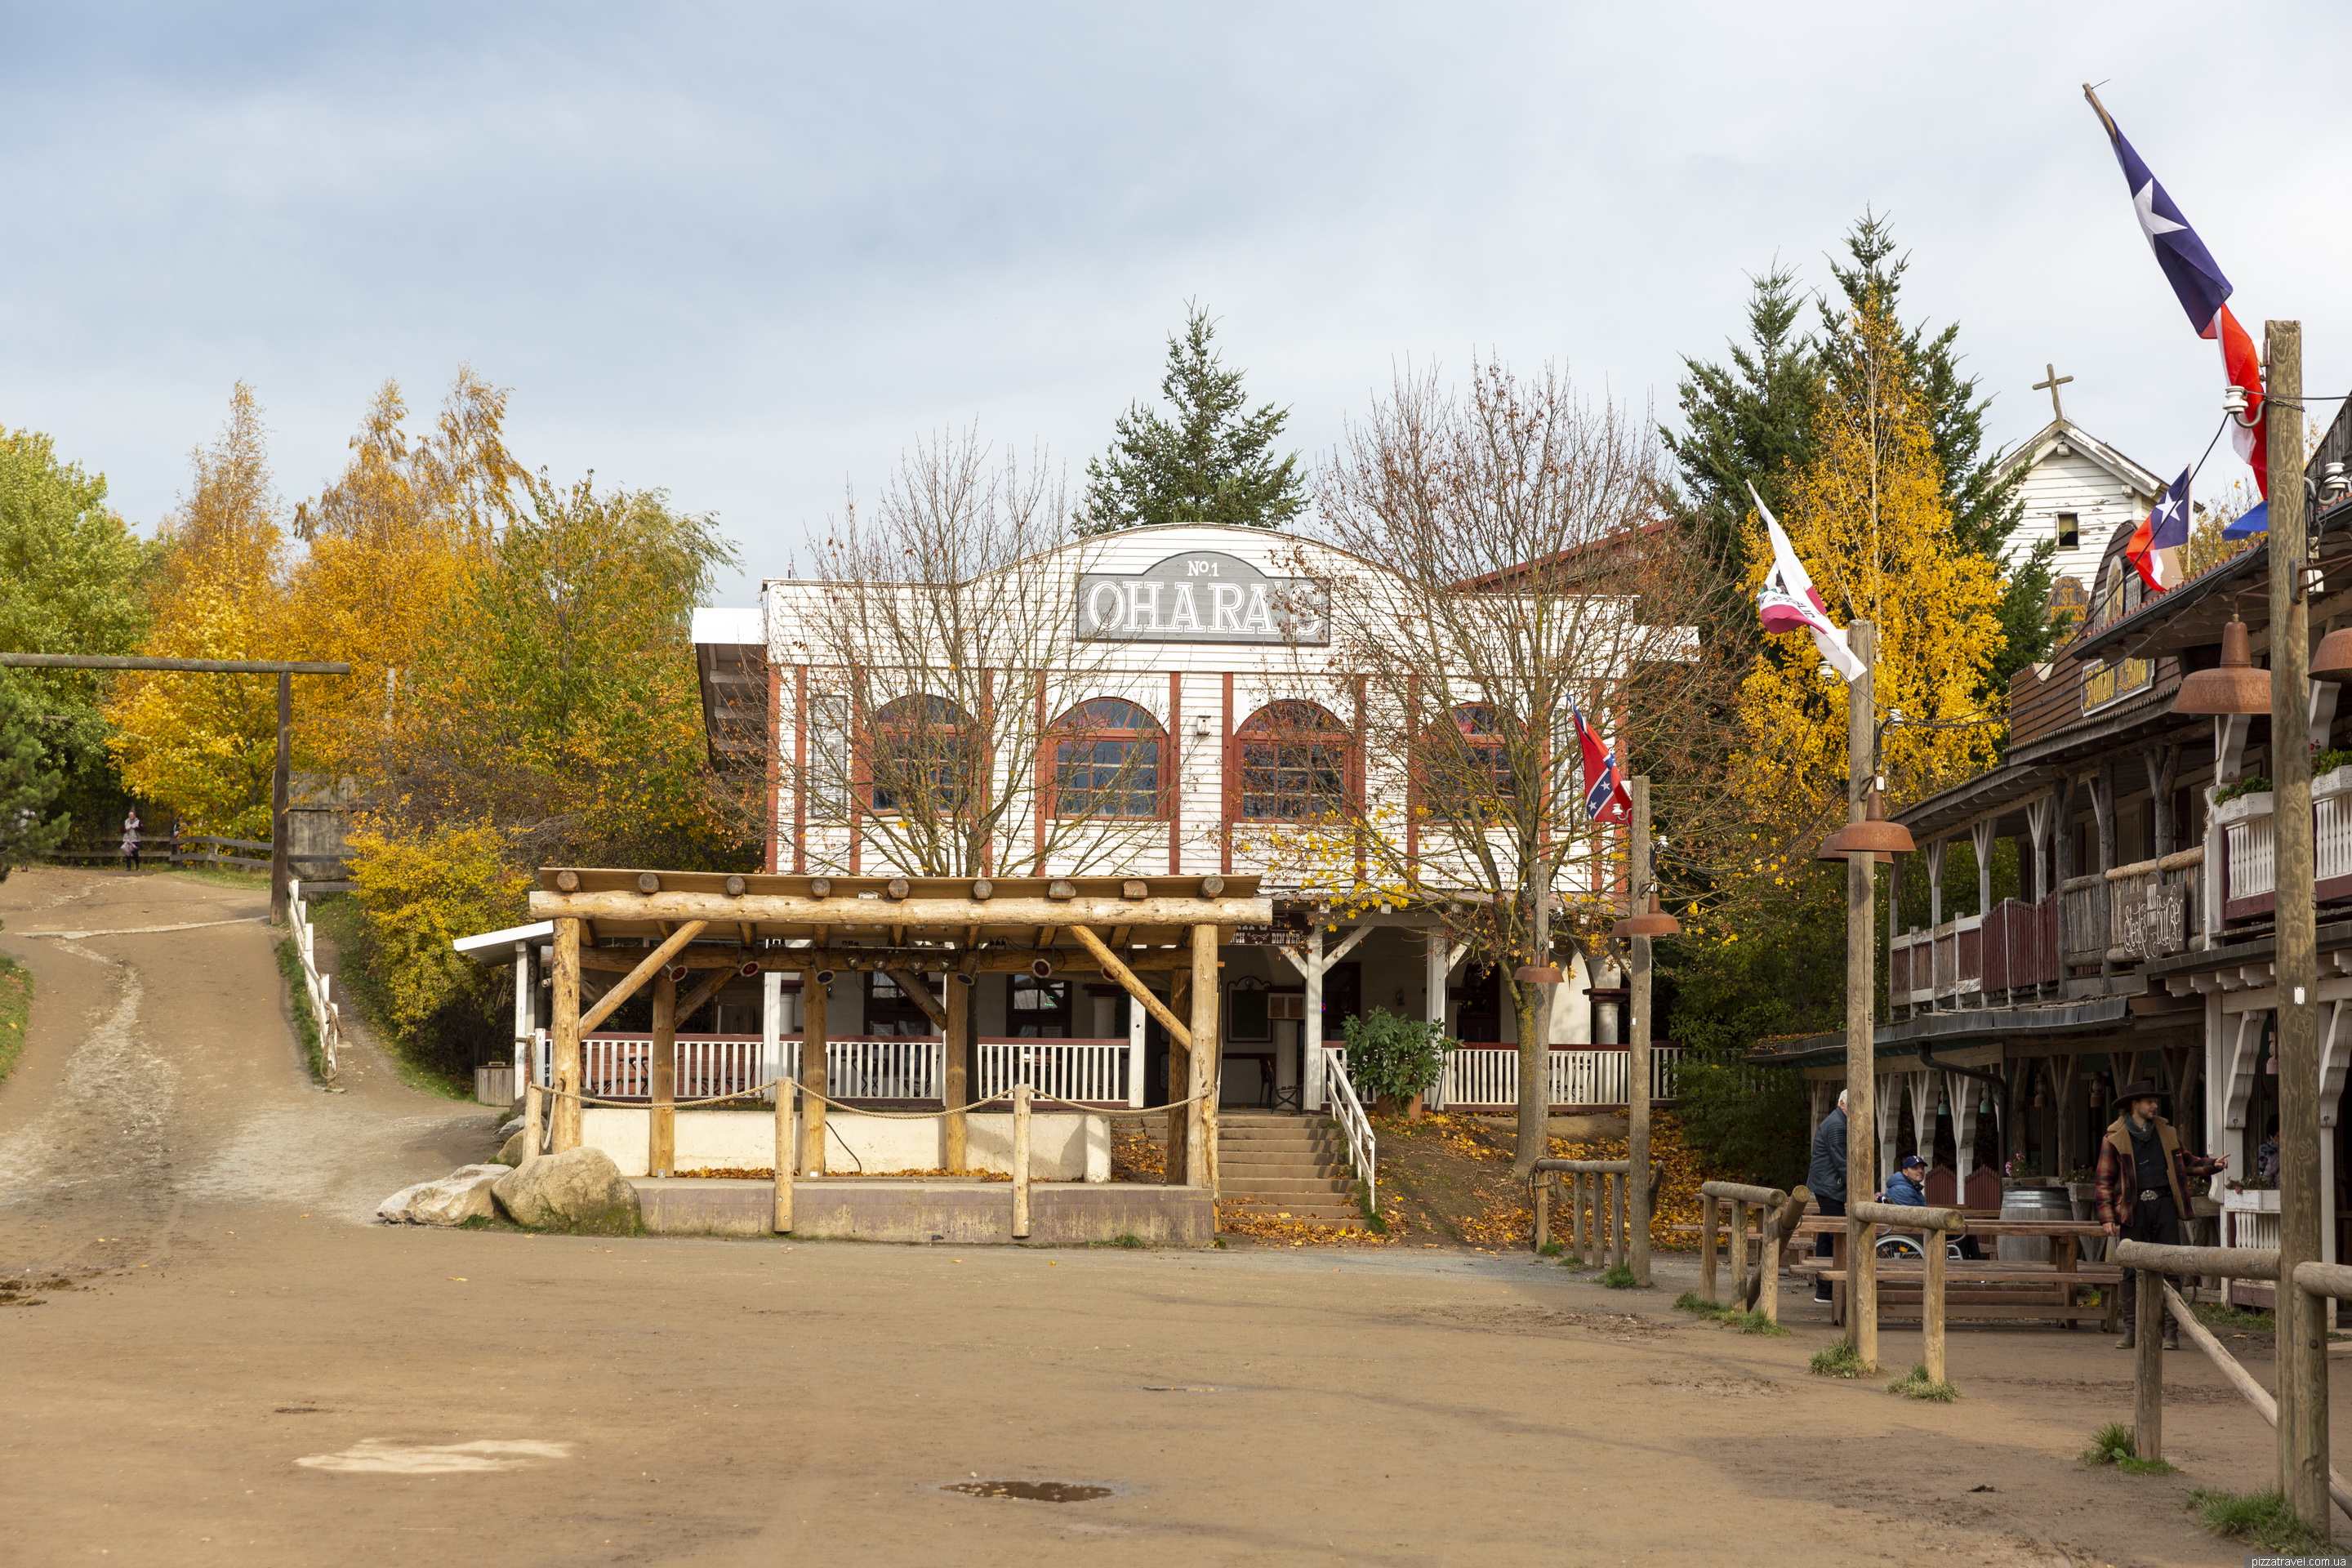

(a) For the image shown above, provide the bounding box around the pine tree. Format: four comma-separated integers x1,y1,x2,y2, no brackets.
0,678,68,877
1075,303,1304,533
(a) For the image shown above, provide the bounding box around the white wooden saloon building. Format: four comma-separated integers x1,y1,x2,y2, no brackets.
681,523,1681,1127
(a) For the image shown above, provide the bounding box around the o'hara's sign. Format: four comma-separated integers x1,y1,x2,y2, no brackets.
1075,551,1328,646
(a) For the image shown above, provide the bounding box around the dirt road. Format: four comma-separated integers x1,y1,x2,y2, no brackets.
0,867,2334,1565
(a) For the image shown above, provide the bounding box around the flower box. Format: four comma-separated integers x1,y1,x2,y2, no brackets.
2222,1186,2280,1213
2213,790,2274,827
2315,765,2352,802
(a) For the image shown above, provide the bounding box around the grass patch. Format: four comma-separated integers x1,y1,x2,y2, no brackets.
2194,1299,2274,1335
1886,1363,1959,1402
273,938,332,1084
1539,1241,1565,1258
1672,1290,1789,1334
164,864,272,893
1808,1339,1873,1379
1089,1234,1147,1250
0,954,28,1085
1596,1263,1637,1289
2080,1423,2176,1475
2186,1487,2333,1552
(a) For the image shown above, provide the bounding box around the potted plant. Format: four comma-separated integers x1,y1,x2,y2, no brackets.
2064,1165,2097,1219
1339,1010,1451,1120
2001,1152,2051,1190
2212,774,2274,826
2314,746,2352,800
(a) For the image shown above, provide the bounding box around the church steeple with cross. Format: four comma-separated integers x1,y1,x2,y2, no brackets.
1992,363,2164,597
2033,363,2073,423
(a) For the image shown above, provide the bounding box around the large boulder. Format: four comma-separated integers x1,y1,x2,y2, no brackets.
378,1164,507,1227
492,1147,641,1236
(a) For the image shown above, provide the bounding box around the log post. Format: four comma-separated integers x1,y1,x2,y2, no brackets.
800,969,830,1175
1188,922,1219,1190
944,973,969,1172
521,1076,544,1169
1166,967,1192,1187
1012,1082,1033,1239
1845,620,1879,1372
1758,1200,1782,1324
1534,1171,1552,1252
1727,1198,1748,1307
771,969,792,1234
552,917,583,1152
1923,1220,1946,1384
1699,1194,1718,1303
650,968,677,1179
1569,1172,1586,1261
1610,1169,1627,1269
2136,1260,2165,1463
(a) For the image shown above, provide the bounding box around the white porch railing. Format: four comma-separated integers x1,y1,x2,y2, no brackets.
977,1038,1131,1105
2221,790,2277,904
531,1031,1140,1108
1320,1045,1375,1211
1430,1046,1689,1111
285,879,342,1084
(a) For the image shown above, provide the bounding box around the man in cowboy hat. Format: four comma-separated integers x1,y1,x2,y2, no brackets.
2096,1079,2228,1351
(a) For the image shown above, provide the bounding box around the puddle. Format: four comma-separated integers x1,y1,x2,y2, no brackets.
943,1480,1114,1503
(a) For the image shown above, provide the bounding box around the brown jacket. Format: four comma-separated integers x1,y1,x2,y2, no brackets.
2093,1113,2223,1230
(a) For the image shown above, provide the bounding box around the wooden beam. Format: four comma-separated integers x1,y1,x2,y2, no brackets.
650,969,677,1178
1067,927,1191,1048
581,948,747,973
1189,922,1220,1190
578,922,710,1033
945,976,969,1172
552,917,582,1152
673,967,732,1030
529,889,1274,929
800,972,829,1175
883,969,949,1031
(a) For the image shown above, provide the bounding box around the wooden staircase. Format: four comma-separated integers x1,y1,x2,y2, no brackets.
1217,1111,1361,1226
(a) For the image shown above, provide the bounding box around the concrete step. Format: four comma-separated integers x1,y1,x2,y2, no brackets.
1221,1178,1356,1197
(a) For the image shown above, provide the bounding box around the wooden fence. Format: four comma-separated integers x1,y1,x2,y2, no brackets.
47,834,354,891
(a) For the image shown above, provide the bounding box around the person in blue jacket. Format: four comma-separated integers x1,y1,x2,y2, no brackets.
1882,1152,1929,1206
1807,1090,1847,1302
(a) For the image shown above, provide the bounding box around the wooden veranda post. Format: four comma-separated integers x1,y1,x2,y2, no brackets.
1188,922,1220,1188
1628,774,1654,1285
552,917,583,1152
1167,967,1192,1187
2268,319,2329,1529
944,975,969,1172
1846,620,1880,1370
649,968,677,1179
1011,1082,1033,1239
1699,1194,1718,1303
771,970,792,1234
800,969,830,1175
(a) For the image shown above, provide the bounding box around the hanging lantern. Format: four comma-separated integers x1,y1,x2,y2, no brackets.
2314,623,2352,684
1819,788,1913,861
1979,1086,1993,1115
1610,890,1682,941
2171,617,2270,715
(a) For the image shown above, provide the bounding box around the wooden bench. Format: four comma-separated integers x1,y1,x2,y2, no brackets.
1789,1213,2122,1330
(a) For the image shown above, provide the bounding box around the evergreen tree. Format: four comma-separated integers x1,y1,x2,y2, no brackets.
1075,303,1305,533
1824,214,2062,694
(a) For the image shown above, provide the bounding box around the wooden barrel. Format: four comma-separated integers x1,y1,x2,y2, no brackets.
1998,1185,2072,1262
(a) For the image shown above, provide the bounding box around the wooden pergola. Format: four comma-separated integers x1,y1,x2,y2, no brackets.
526,869,1274,1227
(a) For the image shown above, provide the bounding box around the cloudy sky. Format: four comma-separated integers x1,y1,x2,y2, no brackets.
5,4,2348,605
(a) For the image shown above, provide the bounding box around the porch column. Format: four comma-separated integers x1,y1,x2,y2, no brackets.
2146,746,2180,859
2027,793,2055,902
1948,1071,1979,1205
1126,982,1147,1109
800,969,830,1175
1927,840,1946,928
649,967,677,1179
1972,818,1995,920
1303,925,1326,1111
552,916,582,1152
512,940,533,1071
768,967,791,1232
1188,923,1220,1189
1425,932,1448,1107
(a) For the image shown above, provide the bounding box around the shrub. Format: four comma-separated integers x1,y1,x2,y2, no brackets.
1339,1010,1450,1105
1672,1054,1812,1192
2081,1423,2173,1475
2186,1488,2331,1552
1808,1339,1869,1379
1886,1364,1958,1402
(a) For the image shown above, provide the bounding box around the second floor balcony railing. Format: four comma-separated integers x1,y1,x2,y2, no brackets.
2216,766,2352,920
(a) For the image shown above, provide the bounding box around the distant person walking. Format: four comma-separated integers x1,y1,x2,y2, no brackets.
1808,1089,1848,1303
120,809,141,872
2097,1080,2228,1352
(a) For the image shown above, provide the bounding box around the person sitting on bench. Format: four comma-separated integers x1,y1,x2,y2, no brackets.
2096,1079,2227,1352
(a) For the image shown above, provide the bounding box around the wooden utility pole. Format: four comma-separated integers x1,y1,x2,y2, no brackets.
270,671,292,924
801,969,831,1175
1188,923,1220,1188
2266,319,2328,1526
942,974,969,1172
649,967,677,1179
1846,621,1879,1370
1628,774,1654,1286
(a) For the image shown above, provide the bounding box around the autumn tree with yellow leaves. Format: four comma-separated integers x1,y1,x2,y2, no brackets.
1726,285,2005,870
105,384,296,838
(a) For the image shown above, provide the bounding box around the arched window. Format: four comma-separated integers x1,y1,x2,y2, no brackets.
867,694,975,814
1233,701,1354,822
1427,702,1510,814
1049,697,1165,819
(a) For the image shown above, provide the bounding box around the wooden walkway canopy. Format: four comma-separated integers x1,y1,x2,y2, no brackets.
527,869,1273,1216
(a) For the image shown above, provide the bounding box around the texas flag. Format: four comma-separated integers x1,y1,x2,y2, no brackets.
2123,466,2192,593
2089,91,2269,498
1749,481,1868,684
1572,707,1630,827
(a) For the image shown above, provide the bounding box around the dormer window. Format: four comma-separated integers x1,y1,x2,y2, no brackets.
2056,512,2080,550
